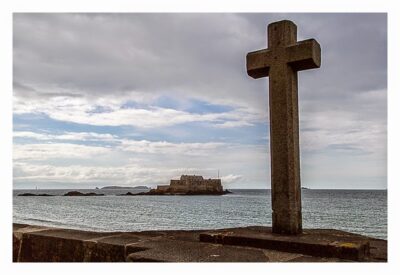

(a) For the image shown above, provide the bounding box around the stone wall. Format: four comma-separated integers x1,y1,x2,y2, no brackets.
180,175,203,181
13,223,386,262
156,185,170,191
169,179,188,193
167,175,222,193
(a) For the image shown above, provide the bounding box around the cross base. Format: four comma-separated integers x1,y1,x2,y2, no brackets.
199,226,371,261
272,210,302,235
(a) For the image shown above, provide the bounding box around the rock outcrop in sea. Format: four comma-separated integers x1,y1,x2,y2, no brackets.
17,193,54,197
63,191,104,196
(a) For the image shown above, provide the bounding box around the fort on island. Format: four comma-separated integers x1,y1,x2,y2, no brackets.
145,175,228,195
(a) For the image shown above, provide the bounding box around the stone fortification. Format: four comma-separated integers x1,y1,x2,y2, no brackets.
147,175,225,195
167,175,223,193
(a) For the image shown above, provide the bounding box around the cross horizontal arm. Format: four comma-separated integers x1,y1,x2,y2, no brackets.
286,39,321,71
246,49,273,79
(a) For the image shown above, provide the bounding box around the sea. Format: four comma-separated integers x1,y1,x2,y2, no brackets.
13,189,387,240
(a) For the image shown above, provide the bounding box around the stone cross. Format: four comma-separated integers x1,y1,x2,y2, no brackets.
246,20,321,235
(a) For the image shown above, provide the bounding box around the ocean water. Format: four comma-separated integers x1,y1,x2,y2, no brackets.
13,189,387,240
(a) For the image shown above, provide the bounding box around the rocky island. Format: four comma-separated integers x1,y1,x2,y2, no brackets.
64,191,104,196
17,193,54,197
121,175,231,196
18,191,105,197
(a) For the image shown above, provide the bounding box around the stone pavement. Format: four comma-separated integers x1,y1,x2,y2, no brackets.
13,223,386,262
199,226,384,261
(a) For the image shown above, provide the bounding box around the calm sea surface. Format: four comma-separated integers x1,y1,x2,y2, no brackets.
13,189,387,239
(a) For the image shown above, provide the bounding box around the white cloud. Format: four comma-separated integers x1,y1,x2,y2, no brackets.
13,133,268,188
13,143,112,161
13,131,49,140
13,131,117,142
14,95,265,128
214,120,253,128
13,162,161,184
120,139,226,156
300,91,386,157
221,174,243,184
13,160,246,187
13,130,229,157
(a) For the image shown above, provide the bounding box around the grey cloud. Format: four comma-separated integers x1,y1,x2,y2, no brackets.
326,143,370,154
13,13,386,112
13,14,259,106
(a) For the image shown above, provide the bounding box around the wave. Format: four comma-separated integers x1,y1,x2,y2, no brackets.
16,217,68,227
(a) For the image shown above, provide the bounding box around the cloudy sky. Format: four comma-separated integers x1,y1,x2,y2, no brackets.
13,13,387,189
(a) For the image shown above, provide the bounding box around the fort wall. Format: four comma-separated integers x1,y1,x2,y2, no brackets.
155,175,223,194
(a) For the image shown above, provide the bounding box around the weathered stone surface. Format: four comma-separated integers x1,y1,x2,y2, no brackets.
13,233,21,262
14,226,118,262
13,224,386,262
199,227,373,261
246,20,321,235
126,239,269,262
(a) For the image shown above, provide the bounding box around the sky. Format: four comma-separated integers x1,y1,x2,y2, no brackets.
12,13,387,189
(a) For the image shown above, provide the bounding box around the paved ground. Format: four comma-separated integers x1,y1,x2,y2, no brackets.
13,223,387,262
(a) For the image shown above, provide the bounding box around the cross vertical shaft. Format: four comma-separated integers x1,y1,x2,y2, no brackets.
246,20,321,235
269,56,302,235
